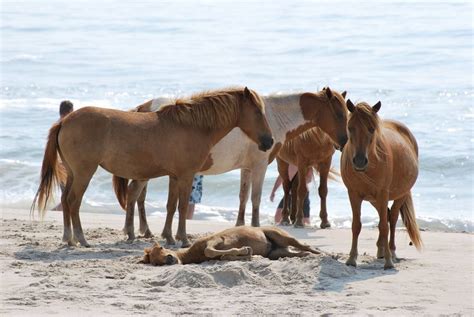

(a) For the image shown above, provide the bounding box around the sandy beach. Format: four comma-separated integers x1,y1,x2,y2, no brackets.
1,208,472,316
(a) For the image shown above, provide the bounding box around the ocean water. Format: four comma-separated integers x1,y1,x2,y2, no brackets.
1,1,472,232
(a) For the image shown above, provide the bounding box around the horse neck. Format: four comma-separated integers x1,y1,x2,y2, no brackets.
264,94,307,143
176,248,206,264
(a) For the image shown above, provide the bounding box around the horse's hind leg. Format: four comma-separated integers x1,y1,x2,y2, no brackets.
61,167,74,245
235,168,251,227
175,175,194,248
388,198,405,261
203,238,252,259
318,158,331,229
267,248,311,260
162,176,178,245
250,162,267,227
137,183,153,238
263,227,320,254
276,157,291,225
67,166,97,247
123,180,147,241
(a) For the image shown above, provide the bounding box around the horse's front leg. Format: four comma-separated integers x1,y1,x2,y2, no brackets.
175,175,194,248
123,180,147,241
346,190,362,267
137,183,153,238
277,157,291,225
250,161,268,227
374,191,393,269
235,168,251,227
162,176,178,245
318,158,331,229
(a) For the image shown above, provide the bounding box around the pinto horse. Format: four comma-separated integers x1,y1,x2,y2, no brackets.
276,126,337,228
341,100,422,269
113,88,349,242
33,87,273,247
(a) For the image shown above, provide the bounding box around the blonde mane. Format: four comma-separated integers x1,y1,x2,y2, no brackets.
156,88,261,130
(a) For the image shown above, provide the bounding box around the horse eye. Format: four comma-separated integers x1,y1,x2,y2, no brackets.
368,127,375,134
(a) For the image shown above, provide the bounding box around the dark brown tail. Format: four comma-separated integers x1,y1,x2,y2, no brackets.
31,121,66,219
400,193,423,250
112,175,129,211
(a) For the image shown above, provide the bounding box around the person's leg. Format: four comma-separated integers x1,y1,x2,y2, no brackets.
274,198,284,224
187,175,203,220
303,192,311,225
187,203,195,219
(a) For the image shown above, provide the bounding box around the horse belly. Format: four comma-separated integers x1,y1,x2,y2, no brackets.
199,128,257,174
387,131,418,200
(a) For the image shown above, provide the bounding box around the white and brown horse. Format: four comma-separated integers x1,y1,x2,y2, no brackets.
114,88,348,241
341,100,422,269
33,87,273,247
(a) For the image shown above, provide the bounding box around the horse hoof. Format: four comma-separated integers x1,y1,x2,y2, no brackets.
165,238,176,246
345,258,357,267
181,240,191,248
320,221,331,229
80,242,91,248
384,263,395,270
251,222,260,227
235,220,245,226
243,246,253,256
293,222,304,228
142,230,154,239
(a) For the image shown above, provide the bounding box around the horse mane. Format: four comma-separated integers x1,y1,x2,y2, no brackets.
349,102,385,160
156,87,261,130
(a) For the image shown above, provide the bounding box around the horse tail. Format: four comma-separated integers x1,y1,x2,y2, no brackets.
399,192,423,250
31,121,66,219
112,175,129,211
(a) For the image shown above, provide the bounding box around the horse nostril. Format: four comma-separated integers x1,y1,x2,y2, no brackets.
352,157,357,165
363,158,368,165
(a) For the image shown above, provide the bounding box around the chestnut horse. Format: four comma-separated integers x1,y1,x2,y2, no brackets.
341,100,422,269
276,126,337,228
113,88,349,241
33,87,273,247
140,226,320,266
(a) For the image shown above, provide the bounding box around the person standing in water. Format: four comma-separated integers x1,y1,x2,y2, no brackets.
51,100,74,211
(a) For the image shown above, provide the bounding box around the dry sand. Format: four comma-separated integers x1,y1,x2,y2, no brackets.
1,208,472,316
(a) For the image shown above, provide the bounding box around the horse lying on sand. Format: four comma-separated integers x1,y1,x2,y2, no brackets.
341,100,422,269
113,88,348,241
33,87,273,248
276,126,337,228
140,226,320,265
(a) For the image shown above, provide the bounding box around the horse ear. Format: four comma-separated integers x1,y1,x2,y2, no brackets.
372,101,381,113
346,99,355,113
144,247,152,254
341,91,347,99
244,87,251,99
325,87,333,99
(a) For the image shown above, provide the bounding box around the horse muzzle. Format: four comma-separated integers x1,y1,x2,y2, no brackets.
337,135,348,152
352,155,368,172
258,135,274,152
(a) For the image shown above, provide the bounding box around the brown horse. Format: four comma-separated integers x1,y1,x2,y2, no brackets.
114,88,349,240
341,100,422,269
140,226,320,265
276,126,337,228
33,87,273,248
